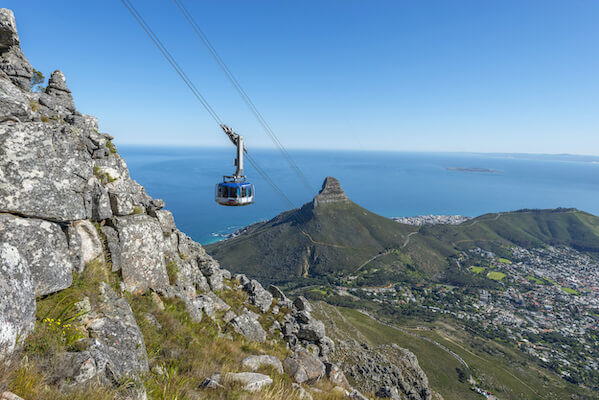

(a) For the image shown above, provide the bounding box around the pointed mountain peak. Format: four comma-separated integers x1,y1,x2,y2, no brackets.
313,176,349,207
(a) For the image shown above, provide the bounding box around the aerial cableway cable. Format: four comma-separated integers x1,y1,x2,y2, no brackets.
172,0,316,195
120,0,300,212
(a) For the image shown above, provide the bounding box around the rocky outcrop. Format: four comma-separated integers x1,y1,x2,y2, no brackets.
0,9,32,90
242,355,284,374
313,176,349,207
0,213,73,296
0,242,35,358
283,348,326,384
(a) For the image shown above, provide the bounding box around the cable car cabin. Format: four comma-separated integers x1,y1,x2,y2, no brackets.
215,181,254,206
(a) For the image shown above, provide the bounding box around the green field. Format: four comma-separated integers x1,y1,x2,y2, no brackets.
470,266,485,274
487,271,506,281
525,275,543,284
498,258,513,264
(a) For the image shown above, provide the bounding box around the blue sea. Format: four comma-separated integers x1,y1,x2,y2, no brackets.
118,147,599,244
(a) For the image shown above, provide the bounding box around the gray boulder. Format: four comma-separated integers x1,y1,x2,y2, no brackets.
283,349,326,384
0,122,94,221
226,372,273,392
0,214,73,295
242,355,284,374
1,392,25,400
0,74,33,121
0,243,35,358
243,279,273,313
112,215,169,293
293,296,312,312
229,312,266,343
44,70,75,112
297,319,326,342
74,283,149,385
73,220,103,266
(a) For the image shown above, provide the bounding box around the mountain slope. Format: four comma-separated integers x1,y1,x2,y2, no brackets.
207,179,599,286
206,177,419,284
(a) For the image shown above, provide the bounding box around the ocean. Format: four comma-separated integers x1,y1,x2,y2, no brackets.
118,147,599,244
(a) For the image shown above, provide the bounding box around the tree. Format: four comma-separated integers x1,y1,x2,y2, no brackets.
31,68,45,92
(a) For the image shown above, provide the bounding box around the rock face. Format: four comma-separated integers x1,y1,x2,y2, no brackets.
0,9,32,90
312,176,349,207
0,242,35,358
0,213,73,296
284,348,326,384
112,215,169,293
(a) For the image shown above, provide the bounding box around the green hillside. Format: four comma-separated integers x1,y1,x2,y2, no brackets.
207,178,599,287
206,199,418,284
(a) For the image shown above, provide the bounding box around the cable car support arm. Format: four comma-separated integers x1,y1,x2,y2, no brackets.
221,124,247,179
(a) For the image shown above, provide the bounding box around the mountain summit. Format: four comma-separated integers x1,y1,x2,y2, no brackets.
313,176,349,207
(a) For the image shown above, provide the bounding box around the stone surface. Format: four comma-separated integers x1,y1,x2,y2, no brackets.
0,243,35,358
100,225,121,272
0,9,32,90
73,219,103,265
0,214,73,295
283,349,326,384
243,279,273,313
68,283,149,386
112,215,169,293
293,296,312,312
226,372,273,392
0,122,94,221
325,362,350,389
297,319,326,342
229,312,267,343
242,355,284,374
0,74,33,121
313,176,349,207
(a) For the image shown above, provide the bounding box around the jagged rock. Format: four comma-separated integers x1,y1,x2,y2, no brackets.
44,70,74,111
0,122,94,221
188,294,215,322
334,340,432,400
243,279,273,313
0,75,33,121
268,284,286,299
1,392,24,400
312,176,349,207
74,283,149,386
283,349,326,384
0,214,73,295
73,220,103,266
297,319,326,342
226,372,273,392
229,312,267,343
109,192,135,216
293,296,312,312
0,243,35,358
100,225,121,272
318,336,336,357
112,215,169,293
151,209,176,233
242,355,284,374
325,362,350,389
91,180,112,220
0,9,32,90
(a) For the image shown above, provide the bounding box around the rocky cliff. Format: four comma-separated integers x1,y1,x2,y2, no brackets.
0,9,437,400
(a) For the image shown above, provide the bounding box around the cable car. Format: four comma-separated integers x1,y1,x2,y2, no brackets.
215,125,255,206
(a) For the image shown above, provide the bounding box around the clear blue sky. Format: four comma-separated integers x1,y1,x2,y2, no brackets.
6,1,599,154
